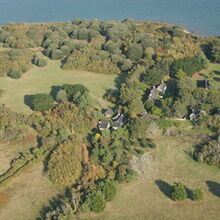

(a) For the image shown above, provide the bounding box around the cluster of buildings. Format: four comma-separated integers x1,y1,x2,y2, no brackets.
98,109,126,131
148,81,167,101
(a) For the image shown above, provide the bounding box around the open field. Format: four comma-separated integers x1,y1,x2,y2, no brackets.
79,135,220,220
0,58,117,113
0,128,37,174
0,162,64,220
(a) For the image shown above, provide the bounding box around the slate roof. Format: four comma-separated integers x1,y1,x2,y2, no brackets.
148,86,159,101
99,120,110,130
112,115,124,129
157,81,167,93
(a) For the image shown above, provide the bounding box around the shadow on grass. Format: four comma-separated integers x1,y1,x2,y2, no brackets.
213,77,220,82
24,95,34,109
50,85,61,100
213,70,220,76
206,181,220,197
155,179,172,199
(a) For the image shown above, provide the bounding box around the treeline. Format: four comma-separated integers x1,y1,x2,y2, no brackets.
0,19,215,79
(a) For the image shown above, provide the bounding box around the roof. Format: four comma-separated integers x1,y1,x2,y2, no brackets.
157,81,167,93
149,86,158,101
112,115,124,129
203,79,210,89
99,120,110,130
104,108,113,116
112,111,121,121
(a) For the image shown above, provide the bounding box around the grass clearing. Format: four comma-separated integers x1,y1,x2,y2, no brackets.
0,58,117,113
0,162,64,220
79,135,220,220
0,128,37,174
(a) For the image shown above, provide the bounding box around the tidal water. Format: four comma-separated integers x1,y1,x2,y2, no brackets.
0,0,219,36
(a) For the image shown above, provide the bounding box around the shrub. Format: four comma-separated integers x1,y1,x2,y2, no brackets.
50,49,64,60
82,190,106,213
100,180,118,201
56,89,67,102
171,183,187,201
35,57,47,67
7,70,22,79
47,141,83,186
192,188,203,201
31,93,54,111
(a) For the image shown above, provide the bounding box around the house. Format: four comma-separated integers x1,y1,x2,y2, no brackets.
148,86,159,101
189,108,200,121
103,108,113,118
203,79,210,89
112,114,124,130
157,81,167,94
98,120,110,130
112,111,121,121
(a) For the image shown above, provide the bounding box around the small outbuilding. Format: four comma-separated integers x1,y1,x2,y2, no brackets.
103,108,113,118
98,120,110,130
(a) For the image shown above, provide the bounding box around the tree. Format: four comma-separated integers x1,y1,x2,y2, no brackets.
50,49,64,60
47,141,83,186
120,59,132,72
141,69,163,86
82,190,106,213
126,43,143,60
172,101,187,118
170,55,208,77
99,180,118,201
171,183,187,201
33,56,47,67
192,188,203,201
62,84,91,108
56,89,67,102
7,70,22,79
31,93,54,111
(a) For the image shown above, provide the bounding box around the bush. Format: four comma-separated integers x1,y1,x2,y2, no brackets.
192,188,203,201
33,57,47,67
7,70,22,79
56,89,67,102
47,141,83,186
100,180,118,201
171,183,187,201
31,93,54,111
50,49,64,60
82,190,106,213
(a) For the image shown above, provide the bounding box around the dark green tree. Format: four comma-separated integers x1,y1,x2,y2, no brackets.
31,93,54,111
171,183,187,201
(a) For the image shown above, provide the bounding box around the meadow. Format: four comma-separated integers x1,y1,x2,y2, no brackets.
79,135,220,220
0,58,117,113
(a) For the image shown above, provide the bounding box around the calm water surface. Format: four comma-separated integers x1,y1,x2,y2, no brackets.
0,0,219,36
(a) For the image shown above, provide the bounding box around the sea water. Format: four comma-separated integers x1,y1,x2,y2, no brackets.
0,0,219,36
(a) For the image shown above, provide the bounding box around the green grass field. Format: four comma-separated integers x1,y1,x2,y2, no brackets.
0,58,117,113
79,135,220,220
